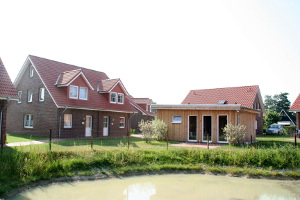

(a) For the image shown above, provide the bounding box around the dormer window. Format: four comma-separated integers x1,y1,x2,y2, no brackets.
118,93,124,104
29,65,34,77
69,85,78,99
79,87,88,100
110,92,117,103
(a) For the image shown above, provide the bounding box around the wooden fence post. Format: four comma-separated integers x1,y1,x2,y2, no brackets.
49,129,52,152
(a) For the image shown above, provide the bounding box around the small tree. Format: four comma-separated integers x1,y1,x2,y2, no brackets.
223,123,246,146
138,120,154,143
152,118,167,140
138,118,168,142
263,110,281,130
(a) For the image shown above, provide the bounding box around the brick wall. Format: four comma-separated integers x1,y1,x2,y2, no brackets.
7,64,58,137
58,109,130,138
0,100,7,143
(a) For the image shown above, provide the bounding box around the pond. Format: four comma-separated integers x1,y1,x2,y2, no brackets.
11,174,300,200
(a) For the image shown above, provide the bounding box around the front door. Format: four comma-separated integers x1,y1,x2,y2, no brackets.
85,115,92,137
103,116,109,136
188,116,197,141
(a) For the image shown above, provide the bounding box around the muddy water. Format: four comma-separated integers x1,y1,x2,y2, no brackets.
11,174,300,200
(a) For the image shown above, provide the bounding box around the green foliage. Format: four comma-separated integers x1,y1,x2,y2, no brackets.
138,118,167,142
283,126,296,135
264,92,291,113
263,110,281,129
223,123,246,145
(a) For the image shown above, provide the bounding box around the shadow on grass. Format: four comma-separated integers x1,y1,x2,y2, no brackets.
254,135,300,148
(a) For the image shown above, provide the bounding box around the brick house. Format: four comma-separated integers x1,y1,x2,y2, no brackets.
152,85,265,144
290,94,300,130
0,58,18,144
130,98,156,132
6,55,147,138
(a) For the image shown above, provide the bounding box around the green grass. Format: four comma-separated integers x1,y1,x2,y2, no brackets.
7,133,48,143
1,134,300,198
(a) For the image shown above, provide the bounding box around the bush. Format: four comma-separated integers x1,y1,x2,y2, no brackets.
283,126,296,135
138,118,167,142
223,123,246,146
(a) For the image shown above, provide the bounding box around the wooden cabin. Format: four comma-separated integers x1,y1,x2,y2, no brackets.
152,104,260,144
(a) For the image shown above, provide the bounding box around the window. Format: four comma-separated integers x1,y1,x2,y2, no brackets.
110,92,117,103
64,114,72,128
69,85,78,99
118,93,124,104
24,114,33,128
27,89,33,102
18,91,22,103
79,87,88,100
39,88,45,102
119,117,125,128
172,116,182,123
29,65,34,77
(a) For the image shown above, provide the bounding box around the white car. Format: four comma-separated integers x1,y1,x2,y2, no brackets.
266,124,283,135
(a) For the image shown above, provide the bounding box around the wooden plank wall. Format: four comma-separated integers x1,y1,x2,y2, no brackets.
156,109,243,143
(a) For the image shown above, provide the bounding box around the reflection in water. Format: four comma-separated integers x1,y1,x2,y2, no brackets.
11,174,300,200
123,183,156,200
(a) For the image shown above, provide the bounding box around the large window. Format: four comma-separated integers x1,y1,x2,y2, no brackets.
64,114,72,128
69,85,78,99
39,88,45,102
119,117,125,128
79,87,88,100
18,91,22,103
118,93,124,104
24,114,33,128
110,92,117,103
27,89,33,102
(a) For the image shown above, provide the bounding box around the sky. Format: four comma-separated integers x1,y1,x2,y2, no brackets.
1,0,300,104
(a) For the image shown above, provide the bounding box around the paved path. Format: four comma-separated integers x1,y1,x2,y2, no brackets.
5,139,67,147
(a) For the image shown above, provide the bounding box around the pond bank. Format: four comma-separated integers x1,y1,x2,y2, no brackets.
3,168,300,199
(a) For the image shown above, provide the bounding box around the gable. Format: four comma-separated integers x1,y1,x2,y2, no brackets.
55,70,94,90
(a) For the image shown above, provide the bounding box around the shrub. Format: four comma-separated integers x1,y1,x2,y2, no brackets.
223,123,246,146
283,126,296,135
138,118,167,142
138,120,154,143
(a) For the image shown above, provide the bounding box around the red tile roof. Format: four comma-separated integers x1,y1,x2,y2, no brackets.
55,69,82,85
26,55,136,112
290,94,300,111
99,79,120,92
0,58,18,99
131,98,153,105
182,85,261,109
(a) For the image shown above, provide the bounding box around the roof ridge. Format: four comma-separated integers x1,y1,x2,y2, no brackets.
29,55,106,75
191,85,259,91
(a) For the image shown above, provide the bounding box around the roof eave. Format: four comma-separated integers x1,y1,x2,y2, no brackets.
151,104,242,110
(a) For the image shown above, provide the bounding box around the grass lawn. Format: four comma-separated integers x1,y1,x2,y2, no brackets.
7,133,48,143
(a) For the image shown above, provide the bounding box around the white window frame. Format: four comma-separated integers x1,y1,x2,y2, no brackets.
69,85,78,99
18,91,22,103
29,65,34,77
118,93,124,104
119,117,125,128
39,88,45,102
27,89,33,102
79,87,88,100
64,114,72,128
110,92,117,103
24,114,33,128
172,116,182,123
